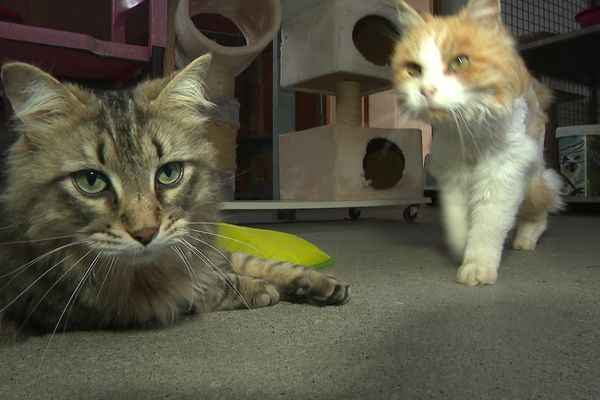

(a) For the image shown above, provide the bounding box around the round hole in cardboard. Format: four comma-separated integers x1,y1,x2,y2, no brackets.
191,14,247,47
352,15,399,67
363,138,405,190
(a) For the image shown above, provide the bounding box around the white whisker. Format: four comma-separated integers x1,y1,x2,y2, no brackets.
171,245,199,312
0,240,86,280
177,238,252,311
93,255,117,306
186,227,270,259
63,252,104,331
41,251,98,366
0,254,72,314
0,234,77,247
20,250,94,331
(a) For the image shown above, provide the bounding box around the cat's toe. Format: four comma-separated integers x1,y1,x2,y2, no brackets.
252,281,280,308
315,278,351,306
456,263,497,286
288,273,350,306
512,238,536,251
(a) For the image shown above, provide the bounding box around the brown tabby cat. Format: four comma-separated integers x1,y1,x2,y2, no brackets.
0,55,349,342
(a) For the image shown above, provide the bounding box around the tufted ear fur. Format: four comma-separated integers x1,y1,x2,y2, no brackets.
152,54,213,115
461,0,502,30
1,62,81,127
396,0,426,33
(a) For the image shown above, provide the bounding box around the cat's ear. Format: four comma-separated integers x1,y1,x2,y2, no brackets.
153,54,212,114
1,62,79,124
462,0,502,30
396,0,426,32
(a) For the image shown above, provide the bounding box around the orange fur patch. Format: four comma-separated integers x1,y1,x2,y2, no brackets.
392,4,551,126
519,175,559,222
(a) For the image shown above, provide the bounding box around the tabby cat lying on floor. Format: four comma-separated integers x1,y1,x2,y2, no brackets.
0,55,349,342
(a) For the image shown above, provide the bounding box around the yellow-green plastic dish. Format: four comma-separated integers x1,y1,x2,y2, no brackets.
216,223,333,269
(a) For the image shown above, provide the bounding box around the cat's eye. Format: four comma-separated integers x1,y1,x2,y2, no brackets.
73,170,109,195
405,62,422,77
156,162,183,186
448,55,470,73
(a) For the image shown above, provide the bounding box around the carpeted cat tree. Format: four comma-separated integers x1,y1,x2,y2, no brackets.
175,0,281,199
278,0,423,202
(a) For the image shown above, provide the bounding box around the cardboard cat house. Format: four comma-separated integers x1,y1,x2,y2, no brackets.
279,125,422,201
278,0,423,201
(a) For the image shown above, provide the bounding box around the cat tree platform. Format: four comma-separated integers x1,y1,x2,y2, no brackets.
222,1,430,220
256,0,429,219
222,125,429,222
279,125,423,202
280,0,398,95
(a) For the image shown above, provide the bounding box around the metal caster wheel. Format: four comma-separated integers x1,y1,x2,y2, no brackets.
403,205,419,223
348,207,362,220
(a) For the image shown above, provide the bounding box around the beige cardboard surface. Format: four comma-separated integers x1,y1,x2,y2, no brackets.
279,125,423,201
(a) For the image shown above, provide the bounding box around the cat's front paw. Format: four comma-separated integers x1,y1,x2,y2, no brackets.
250,279,281,308
286,271,350,306
456,263,497,286
512,237,536,251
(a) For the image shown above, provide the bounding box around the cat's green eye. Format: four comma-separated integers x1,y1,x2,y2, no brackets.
448,55,470,73
73,170,109,195
156,162,183,186
405,62,422,77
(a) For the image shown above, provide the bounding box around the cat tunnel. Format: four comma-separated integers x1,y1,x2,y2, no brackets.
175,0,281,198
278,0,423,201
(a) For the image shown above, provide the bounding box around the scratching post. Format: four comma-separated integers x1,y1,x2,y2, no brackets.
278,0,424,202
335,81,362,126
175,0,281,198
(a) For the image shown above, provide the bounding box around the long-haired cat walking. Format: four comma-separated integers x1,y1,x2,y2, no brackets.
0,55,348,342
392,0,563,285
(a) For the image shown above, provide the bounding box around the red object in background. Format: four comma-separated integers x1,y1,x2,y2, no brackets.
0,0,167,86
0,7,24,23
575,5,600,28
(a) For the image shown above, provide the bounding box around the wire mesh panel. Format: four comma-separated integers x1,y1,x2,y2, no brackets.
502,0,589,36
542,77,592,126
502,0,597,126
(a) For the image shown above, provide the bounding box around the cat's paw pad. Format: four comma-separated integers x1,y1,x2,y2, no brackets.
512,237,536,251
456,263,497,286
249,280,280,308
290,272,350,306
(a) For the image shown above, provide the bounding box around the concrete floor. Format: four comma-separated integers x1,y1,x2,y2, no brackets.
1,206,599,399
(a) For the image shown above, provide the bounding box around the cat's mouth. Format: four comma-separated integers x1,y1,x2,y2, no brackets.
85,236,171,260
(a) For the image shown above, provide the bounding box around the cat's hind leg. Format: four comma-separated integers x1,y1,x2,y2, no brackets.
228,253,350,306
513,170,564,251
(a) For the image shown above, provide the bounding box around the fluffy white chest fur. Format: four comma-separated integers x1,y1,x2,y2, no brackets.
429,98,561,285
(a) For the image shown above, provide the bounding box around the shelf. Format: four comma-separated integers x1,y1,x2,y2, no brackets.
221,198,431,211
519,24,600,86
563,196,600,204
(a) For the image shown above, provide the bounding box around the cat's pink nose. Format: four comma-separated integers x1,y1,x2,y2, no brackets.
131,227,159,246
420,85,437,99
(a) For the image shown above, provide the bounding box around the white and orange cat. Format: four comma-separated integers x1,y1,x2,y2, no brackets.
392,0,563,285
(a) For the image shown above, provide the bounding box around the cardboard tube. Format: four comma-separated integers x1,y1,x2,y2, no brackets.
204,121,237,173
175,0,281,98
335,81,361,126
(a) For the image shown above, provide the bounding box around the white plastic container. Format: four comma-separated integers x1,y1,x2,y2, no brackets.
556,125,600,197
